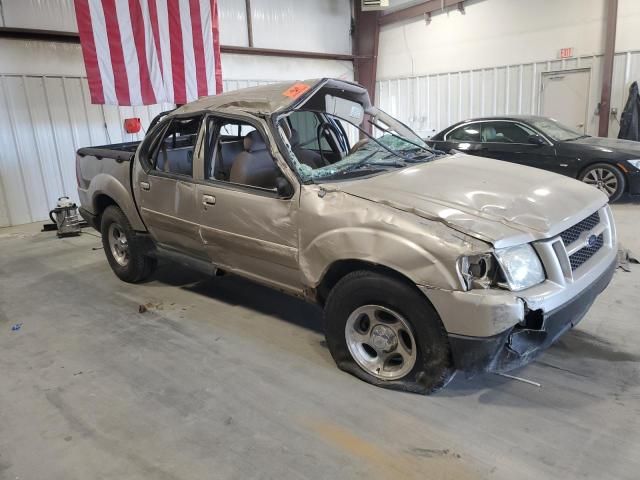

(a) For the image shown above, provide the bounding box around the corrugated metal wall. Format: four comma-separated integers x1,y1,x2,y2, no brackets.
376,50,640,140
0,75,277,227
0,0,352,54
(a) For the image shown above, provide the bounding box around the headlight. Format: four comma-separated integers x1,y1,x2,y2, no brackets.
494,244,545,291
626,159,640,169
458,253,496,290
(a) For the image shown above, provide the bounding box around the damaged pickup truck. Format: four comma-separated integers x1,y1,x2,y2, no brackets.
77,78,617,394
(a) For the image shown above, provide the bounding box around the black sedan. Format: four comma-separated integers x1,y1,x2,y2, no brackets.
427,115,640,202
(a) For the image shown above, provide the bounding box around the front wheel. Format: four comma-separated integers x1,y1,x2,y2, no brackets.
579,163,625,202
101,206,157,283
323,270,453,395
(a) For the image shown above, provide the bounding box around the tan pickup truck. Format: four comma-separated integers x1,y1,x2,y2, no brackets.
77,78,617,394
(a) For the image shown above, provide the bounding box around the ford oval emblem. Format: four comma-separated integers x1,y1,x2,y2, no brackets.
587,234,598,247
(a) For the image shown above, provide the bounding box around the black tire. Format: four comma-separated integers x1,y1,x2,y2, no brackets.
323,270,453,395
100,205,157,283
579,163,626,202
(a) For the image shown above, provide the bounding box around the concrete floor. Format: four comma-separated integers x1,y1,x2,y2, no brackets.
1,202,639,480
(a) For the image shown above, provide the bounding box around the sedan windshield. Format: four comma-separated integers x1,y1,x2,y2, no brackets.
278,106,438,183
529,117,587,141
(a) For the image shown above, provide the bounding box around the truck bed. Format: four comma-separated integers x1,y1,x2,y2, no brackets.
77,140,141,163
76,140,147,231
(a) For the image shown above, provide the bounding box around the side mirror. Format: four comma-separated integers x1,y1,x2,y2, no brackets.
528,134,545,146
275,177,293,197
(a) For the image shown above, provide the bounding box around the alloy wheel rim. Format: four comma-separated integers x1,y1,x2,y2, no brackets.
583,168,618,197
345,305,417,380
108,223,129,267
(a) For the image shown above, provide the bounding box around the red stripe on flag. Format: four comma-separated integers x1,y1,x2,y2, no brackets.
102,0,131,105
128,0,156,104
168,0,186,104
189,0,208,98
147,0,163,76
211,0,222,94
74,0,105,103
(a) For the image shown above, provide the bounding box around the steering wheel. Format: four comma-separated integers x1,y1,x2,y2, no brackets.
316,121,347,166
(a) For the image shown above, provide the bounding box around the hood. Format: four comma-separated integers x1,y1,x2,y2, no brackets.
568,136,640,157
332,153,608,248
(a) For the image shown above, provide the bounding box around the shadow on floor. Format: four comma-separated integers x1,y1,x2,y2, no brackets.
552,328,640,363
152,262,324,334
614,193,640,205
150,261,636,399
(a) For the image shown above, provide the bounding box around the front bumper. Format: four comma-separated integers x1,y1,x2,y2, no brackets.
447,256,616,374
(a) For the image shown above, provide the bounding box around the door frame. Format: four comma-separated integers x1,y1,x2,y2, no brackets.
539,67,591,133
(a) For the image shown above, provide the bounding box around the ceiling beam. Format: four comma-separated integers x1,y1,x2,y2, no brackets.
379,0,464,26
0,27,353,61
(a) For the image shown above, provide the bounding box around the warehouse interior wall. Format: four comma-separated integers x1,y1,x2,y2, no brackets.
0,0,353,227
376,0,640,138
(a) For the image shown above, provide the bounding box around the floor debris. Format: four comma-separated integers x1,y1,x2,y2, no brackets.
617,248,639,272
494,372,542,387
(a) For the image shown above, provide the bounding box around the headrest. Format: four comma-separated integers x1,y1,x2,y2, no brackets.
289,128,300,147
244,130,267,152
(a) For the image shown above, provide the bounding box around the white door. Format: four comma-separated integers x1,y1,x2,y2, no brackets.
540,69,590,133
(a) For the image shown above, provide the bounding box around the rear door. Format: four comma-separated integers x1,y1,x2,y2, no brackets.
479,121,558,170
195,115,302,293
132,114,207,258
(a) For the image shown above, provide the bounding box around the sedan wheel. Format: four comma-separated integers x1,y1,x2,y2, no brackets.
580,164,625,202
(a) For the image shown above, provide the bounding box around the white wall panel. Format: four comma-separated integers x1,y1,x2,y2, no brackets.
221,53,353,82
378,0,640,79
250,0,351,54
376,51,640,140
218,0,249,46
0,0,77,31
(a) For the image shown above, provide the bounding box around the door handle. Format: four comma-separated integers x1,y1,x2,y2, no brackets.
202,194,216,206
140,181,150,191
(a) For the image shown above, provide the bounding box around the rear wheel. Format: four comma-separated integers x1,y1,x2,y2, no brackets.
579,163,625,202
101,206,156,283
323,270,453,395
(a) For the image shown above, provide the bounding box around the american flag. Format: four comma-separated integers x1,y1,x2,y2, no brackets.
74,0,222,105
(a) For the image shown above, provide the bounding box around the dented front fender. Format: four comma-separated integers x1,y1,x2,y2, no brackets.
299,186,491,291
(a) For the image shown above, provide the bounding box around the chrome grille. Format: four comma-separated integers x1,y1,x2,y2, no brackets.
569,234,604,270
559,212,600,246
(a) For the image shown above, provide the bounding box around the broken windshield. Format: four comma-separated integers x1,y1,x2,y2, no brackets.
277,105,438,183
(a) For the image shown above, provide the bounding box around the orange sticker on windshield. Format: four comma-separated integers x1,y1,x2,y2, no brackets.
282,83,311,99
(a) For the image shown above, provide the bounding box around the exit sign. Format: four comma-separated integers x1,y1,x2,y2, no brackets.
559,47,574,59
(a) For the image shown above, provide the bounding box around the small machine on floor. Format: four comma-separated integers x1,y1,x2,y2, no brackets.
48,197,82,237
